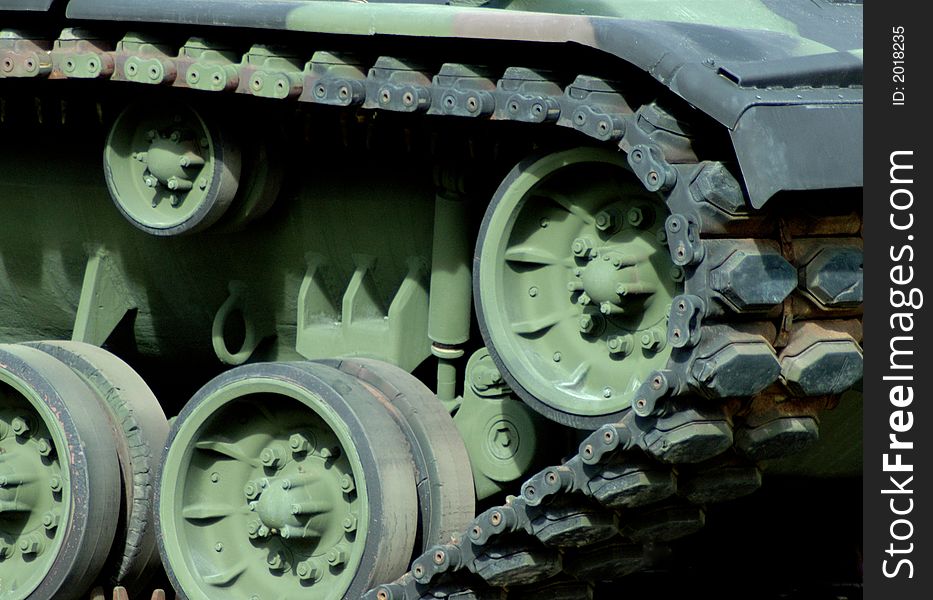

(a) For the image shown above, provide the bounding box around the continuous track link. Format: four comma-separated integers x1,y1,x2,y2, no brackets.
0,26,863,599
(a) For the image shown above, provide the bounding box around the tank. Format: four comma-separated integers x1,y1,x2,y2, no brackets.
0,1,863,598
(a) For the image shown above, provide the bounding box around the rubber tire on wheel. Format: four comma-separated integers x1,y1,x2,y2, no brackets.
0,344,121,600
321,358,475,549
155,361,419,600
26,341,169,593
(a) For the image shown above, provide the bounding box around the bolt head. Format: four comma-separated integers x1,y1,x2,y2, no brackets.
571,237,595,258
326,547,348,567
607,335,634,356
340,474,356,494
267,552,285,571
627,207,645,227
594,210,620,233
244,481,261,500
342,514,358,533
49,476,62,493
493,427,513,448
42,512,59,530
247,520,261,539
319,446,340,459
260,446,285,468
297,559,323,581
289,433,311,453
640,329,664,352
19,537,40,555
578,314,594,334
10,417,29,437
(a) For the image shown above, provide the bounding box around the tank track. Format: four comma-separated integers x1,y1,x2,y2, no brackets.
1,26,863,599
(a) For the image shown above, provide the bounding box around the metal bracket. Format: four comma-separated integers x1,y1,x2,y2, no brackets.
72,250,136,346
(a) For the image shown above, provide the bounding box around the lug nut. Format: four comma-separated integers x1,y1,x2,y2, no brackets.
327,546,348,567
578,314,595,334
627,207,646,227
571,237,595,258
607,335,634,356
319,446,341,459
36,438,54,458
10,417,29,437
259,446,285,469
641,329,665,352
166,176,193,191
594,209,621,233
289,433,312,454
297,559,323,582
342,513,358,533
246,520,261,539
244,481,259,500
266,551,286,571
41,511,60,531
340,474,356,494
18,536,41,555
49,476,62,493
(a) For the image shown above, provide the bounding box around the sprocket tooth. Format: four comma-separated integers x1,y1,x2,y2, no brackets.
530,499,617,548
735,415,820,461
677,459,762,505
473,541,562,587
562,539,646,581
622,504,705,543
587,456,676,509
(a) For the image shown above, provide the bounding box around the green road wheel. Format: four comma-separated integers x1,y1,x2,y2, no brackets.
321,358,475,548
156,362,418,600
0,345,120,600
475,148,681,428
26,341,169,593
104,99,241,236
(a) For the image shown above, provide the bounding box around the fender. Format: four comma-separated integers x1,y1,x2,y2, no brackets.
56,1,865,206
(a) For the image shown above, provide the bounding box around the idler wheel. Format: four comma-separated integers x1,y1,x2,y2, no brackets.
0,344,121,600
475,148,681,428
155,362,418,600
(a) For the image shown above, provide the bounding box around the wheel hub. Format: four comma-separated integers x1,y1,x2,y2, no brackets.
138,131,208,207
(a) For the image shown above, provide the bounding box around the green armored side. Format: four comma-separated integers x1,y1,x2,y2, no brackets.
0,1,862,598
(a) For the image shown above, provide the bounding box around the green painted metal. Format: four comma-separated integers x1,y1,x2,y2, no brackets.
104,101,242,235
26,341,170,592
0,345,121,600
475,148,680,425
71,249,136,346
453,349,545,500
0,376,70,599
156,362,419,600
